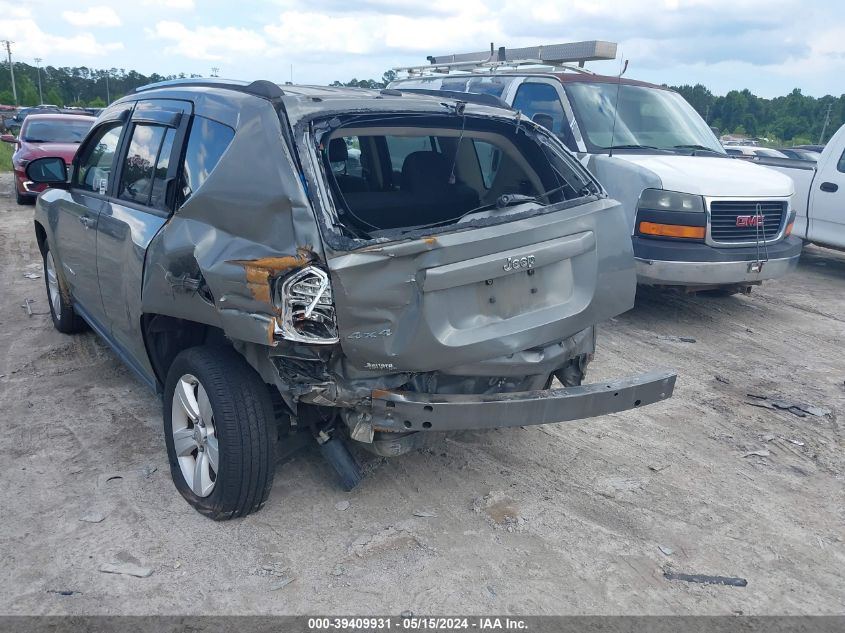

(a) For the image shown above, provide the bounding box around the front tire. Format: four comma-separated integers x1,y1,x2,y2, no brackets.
163,346,275,520
43,245,86,333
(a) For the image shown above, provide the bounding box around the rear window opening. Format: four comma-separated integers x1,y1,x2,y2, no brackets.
315,114,597,242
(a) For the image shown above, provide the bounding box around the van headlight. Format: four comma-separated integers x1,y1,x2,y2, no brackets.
637,189,704,213
274,266,339,344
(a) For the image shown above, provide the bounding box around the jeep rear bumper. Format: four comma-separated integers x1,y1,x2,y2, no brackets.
368,370,676,432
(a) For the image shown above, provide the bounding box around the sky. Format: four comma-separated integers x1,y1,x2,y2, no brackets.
1,0,844,98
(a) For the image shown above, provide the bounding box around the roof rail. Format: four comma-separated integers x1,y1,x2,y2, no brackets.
134,78,285,99
394,40,617,77
394,88,512,110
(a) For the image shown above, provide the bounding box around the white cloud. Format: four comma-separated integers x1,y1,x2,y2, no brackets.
0,17,123,58
63,6,123,28
144,0,195,8
147,21,266,61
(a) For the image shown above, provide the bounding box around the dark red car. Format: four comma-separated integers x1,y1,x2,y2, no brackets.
2,113,95,204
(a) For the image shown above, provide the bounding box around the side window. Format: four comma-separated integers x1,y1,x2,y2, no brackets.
118,124,172,208
384,135,435,172
512,83,576,151
180,116,235,204
473,140,501,189
466,77,512,98
837,149,845,173
74,124,125,194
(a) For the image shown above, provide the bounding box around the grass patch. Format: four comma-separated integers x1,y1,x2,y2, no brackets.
0,141,12,171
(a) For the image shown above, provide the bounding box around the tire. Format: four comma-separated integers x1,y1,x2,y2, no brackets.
43,245,86,333
163,346,275,520
16,190,28,205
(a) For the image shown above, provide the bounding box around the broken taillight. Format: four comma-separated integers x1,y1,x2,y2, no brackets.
274,266,339,344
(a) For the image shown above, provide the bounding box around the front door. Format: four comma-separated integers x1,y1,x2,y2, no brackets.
810,144,845,248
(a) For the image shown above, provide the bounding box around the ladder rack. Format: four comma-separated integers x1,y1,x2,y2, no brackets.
394,40,617,77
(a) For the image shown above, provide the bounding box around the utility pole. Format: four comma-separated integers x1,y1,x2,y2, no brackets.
818,102,833,145
2,40,17,105
211,67,219,77
34,57,43,104
104,70,110,103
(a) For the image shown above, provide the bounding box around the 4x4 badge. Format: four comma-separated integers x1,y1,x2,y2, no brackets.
503,255,536,272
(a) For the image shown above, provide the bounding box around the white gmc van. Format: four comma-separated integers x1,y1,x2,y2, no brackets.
391,48,802,293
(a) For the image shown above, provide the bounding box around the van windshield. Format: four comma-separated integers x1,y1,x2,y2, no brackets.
564,82,724,154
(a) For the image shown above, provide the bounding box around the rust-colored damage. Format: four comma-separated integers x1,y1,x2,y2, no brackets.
229,246,316,305
372,388,401,400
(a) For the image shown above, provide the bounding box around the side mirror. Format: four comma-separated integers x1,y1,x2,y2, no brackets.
0,133,16,143
26,157,69,186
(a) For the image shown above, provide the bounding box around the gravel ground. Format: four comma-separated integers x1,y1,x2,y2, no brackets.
0,171,843,615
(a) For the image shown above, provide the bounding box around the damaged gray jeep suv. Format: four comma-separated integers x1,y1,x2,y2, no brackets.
27,79,675,519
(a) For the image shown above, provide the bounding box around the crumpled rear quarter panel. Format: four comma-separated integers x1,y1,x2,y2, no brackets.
141,92,323,346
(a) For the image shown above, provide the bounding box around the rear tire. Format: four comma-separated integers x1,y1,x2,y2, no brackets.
163,346,275,520
43,244,86,333
16,191,27,205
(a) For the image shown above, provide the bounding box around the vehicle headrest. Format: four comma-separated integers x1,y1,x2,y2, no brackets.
532,113,555,132
328,137,348,162
401,151,452,191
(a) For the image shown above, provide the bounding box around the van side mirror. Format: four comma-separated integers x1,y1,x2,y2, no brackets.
0,133,16,143
26,157,69,186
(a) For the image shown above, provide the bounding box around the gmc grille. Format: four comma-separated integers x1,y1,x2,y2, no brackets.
709,200,786,243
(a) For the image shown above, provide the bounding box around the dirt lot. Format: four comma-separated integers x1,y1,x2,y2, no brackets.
0,171,843,615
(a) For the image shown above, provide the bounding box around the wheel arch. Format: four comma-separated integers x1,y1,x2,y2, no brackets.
34,220,48,257
141,314,231,391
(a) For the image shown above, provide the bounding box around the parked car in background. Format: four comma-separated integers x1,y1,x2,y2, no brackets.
724,145,789,160
1,113,95,204
777,147,820,162
762,124,845,251
391,41,802,294
793,144,826,153
24,78,675,519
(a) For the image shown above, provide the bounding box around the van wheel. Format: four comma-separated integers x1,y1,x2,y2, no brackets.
163,346,275,520
43,245,86,333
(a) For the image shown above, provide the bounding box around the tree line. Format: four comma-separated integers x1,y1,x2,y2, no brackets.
2,61,842,144
0,61,200,109
669,84,845,145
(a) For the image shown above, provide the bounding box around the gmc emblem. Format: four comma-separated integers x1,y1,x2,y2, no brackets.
736,215,763,227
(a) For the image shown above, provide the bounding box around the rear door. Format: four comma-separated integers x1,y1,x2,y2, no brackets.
53,109,131,325
96,99,191,371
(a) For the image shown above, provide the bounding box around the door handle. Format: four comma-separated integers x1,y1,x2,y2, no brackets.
78,215,96,229
820,182,839,193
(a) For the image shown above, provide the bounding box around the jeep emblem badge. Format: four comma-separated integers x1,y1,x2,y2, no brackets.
503,255,536,272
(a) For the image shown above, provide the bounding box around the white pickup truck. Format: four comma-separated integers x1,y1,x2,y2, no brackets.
760,124,845,251
390,42,803,293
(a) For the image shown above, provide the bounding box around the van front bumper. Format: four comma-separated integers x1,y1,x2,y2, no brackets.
633,235,802,286
368,370,676,432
